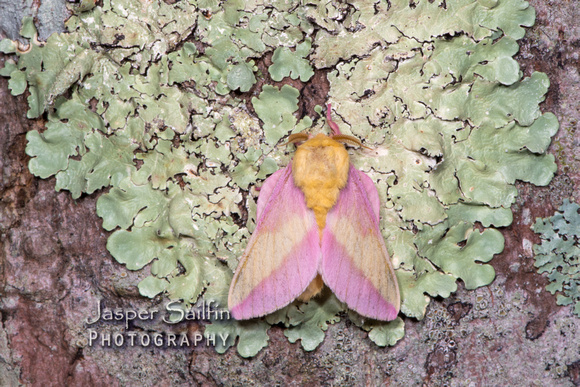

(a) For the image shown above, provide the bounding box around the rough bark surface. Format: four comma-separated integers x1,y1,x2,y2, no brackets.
0,0,579,385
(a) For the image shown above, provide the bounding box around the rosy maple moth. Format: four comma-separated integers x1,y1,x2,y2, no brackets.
228,104,400,321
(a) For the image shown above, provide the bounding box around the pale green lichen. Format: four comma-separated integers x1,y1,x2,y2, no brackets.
269,38,314,82
283,289,343,351
251,84,313,145
1,0,558,357
532,200,580,316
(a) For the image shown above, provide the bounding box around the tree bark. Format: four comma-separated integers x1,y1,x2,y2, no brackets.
0,0,579,385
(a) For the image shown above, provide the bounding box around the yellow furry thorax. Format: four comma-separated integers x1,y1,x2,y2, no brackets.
291,134,351,231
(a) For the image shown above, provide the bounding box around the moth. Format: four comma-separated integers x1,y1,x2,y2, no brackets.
228,105,400,321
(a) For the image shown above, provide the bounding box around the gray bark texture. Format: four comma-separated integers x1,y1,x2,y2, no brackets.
0,0,579,385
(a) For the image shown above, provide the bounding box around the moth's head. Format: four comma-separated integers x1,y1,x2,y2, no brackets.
285,103,367,149
286,132,362,149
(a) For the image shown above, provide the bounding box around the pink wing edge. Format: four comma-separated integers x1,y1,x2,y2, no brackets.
320,166,400,321
229,165,321,320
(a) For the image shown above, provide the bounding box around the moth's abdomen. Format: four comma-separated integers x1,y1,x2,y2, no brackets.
292,134,350,231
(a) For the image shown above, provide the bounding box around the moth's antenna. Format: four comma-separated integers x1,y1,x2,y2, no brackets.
326,103,342,136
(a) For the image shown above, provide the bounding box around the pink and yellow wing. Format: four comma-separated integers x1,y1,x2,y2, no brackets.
320,166,400,321
228,165,321,319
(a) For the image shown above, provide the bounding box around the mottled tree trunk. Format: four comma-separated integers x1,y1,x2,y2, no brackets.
1,0,579,385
